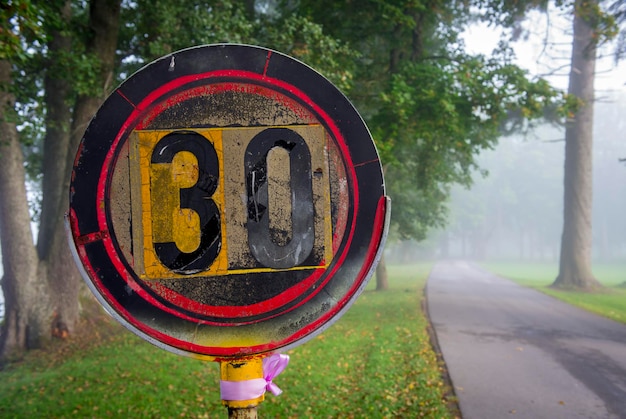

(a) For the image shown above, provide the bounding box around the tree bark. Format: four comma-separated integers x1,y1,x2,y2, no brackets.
38,0,73,261
553,0,601,290
68,0,121,154
0,60,50,359
44,0,122,338
36,1,77,339
375,252,389,291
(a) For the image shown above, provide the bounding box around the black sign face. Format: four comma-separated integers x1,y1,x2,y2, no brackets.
68,44,389,359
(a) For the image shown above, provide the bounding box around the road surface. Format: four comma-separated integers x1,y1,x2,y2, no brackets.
426,260,626,419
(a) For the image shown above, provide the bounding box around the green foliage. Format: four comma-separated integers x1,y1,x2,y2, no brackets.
118,0,255,78
255,14,358,92
475,0,549,28
0,264,453,418
373,52,562,239
0,0,43,61
292,0,567,242
117,1,357,91
386,172,450,241
6,0,348,92
575,0,619,45
4,0,575,240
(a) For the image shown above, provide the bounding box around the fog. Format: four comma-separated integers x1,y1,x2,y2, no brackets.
388,90,626,264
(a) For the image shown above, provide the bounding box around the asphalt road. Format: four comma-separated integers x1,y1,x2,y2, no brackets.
426,260,626,419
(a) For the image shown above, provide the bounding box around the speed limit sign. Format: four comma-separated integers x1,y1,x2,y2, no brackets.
68,44,389,359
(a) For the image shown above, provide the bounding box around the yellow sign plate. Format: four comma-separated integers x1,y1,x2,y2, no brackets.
129,125,332,280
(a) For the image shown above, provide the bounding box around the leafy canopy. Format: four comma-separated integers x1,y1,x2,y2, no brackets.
291,0,565,240
8,0,568,241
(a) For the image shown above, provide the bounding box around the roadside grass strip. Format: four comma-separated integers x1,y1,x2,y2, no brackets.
483,262,626,325
0,263,452,418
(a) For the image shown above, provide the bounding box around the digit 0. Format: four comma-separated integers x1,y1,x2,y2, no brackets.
245,128,315,269
150,131,221,274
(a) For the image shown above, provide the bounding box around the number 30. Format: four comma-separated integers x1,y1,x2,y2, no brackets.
149,128,315,274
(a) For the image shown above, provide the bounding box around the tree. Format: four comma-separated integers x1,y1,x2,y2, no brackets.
0,0,51,359
0,57,45,356
290,0,564,288
553,0,616,290
0,0,122,360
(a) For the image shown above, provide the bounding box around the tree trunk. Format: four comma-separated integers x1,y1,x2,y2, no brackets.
38,0,73,261
375,252,389,291
68,0,121,154
44,0,122,338
36,1,77,338
0,60,50,360
553,0,601,290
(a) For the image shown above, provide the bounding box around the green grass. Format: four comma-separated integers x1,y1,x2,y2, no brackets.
0,263,453,418
483,262,626,325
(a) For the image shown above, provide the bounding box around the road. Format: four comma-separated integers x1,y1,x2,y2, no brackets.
426,260,626,419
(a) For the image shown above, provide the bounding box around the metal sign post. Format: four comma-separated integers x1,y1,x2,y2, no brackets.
220,357,264,418
67,44,389,416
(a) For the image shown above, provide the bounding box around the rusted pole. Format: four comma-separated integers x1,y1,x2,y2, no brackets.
227,406,258,419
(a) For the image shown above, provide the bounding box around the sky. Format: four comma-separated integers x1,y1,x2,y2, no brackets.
463,9,626,94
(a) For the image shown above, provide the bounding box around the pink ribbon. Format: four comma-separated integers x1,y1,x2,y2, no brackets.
220,354,290,401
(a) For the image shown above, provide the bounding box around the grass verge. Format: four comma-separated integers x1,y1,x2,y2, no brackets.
483,262,626,325
0,263,453,418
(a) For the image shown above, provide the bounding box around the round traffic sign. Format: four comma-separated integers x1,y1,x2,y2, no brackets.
68,44,389,359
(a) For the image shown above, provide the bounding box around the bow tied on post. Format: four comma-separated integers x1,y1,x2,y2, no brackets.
262,353,289,396
220,354,290,401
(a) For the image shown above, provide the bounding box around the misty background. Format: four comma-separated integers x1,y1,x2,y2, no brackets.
388,90,626,264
